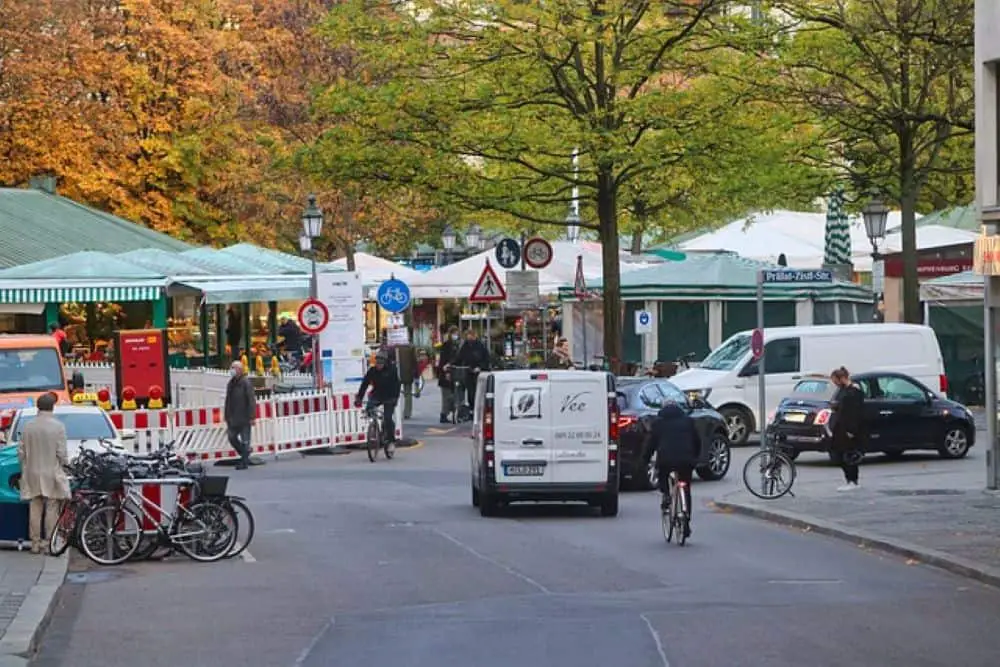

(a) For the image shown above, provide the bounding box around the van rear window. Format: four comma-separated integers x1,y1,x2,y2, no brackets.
0,348,65,394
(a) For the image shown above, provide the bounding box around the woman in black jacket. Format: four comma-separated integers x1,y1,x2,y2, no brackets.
829,366,865,491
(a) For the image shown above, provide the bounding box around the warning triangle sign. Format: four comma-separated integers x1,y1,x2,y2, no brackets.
470,260,507,303
573,255,588,297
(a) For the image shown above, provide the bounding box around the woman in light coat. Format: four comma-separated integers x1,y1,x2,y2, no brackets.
17,392,71,554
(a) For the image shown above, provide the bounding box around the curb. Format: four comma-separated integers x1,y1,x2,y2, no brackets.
711,498,1000,589
0,554,68,659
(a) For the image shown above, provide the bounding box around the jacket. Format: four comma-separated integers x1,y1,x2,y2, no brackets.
436,339,461,388
456,339,490,371
357,363,401,404
224,375,257,427
17,413,71,500
278,320,302,352
648,403,701,467
829,382,865,452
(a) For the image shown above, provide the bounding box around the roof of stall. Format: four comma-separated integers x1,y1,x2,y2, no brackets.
920,270,982,303
0,251,167,303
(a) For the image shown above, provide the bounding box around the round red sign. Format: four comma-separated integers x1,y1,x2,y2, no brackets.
297,298,329,335
751,328,764,360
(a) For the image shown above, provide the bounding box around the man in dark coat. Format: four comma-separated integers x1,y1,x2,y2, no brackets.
355,350,402,444
829,366,864,491
436,326,461,423
395,339,419,419
456,329,490,407
645,400,701,537
224,361,257,470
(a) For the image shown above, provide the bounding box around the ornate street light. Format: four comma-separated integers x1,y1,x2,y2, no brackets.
441,224,457,251
301,194,324,239
465,224,482,251
301,194,324,387
862,196,890,323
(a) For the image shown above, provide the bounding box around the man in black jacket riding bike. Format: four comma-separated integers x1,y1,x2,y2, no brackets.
355,350,401,445
645,400,701,538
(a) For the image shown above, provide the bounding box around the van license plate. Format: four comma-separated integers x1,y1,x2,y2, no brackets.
505,464,545,476
783,413,806,423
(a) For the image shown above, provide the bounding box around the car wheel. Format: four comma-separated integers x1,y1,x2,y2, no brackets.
696,431,731,481
939,426,971,459
600,491,619,517
719,406,753,446
479,491,499,517
646,451,660,490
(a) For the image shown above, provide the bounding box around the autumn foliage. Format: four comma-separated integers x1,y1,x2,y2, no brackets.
0,0,432,255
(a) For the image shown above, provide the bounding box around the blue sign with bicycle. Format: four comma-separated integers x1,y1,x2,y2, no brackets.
377,277,411,313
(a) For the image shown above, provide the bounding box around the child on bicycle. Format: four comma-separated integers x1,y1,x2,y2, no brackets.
645,399,701,537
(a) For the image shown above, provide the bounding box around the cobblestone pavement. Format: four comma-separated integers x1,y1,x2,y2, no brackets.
0,553,42,644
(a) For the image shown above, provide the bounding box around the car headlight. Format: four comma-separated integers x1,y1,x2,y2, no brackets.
686,388,711,401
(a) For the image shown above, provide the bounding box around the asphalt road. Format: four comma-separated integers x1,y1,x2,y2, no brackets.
32,437,1000,667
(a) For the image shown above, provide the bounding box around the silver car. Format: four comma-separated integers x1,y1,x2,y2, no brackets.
4,405,134,459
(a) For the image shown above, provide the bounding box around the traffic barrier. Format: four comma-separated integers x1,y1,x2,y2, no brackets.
103,389,402,461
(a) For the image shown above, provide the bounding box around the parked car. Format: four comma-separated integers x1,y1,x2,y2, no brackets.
616,378,731,489
769,372,975,461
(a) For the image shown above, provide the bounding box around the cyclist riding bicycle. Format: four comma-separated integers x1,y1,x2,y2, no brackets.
355,350,401,445
644,399,700,538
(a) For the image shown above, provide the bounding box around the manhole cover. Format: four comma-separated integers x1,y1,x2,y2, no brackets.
66,571,124,585
879,489,965,497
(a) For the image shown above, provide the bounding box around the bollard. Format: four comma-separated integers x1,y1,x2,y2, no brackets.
120,386,137,411
270,356,281,377
255,355,265,376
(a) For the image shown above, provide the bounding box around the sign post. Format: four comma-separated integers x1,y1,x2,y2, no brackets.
756,269,833,445
470,261,506,352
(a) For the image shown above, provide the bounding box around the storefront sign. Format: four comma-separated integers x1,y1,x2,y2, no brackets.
975,235,1000,276
317,272,365,385
884,257,973,278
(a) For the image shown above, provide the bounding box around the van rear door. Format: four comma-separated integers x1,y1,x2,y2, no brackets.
547,373,609,484
492,372,554,484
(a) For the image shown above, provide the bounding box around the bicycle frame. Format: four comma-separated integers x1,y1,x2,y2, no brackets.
668,472,689,519
119,477,203,540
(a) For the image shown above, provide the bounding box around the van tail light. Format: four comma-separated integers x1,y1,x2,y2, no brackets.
939,374,948,394
608,395,619,469
483,395,495,469
617,415,638,431
814,409,832,426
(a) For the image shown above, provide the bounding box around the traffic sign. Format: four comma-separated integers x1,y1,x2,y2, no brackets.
635,310,653,335
762,269,833,284
495,238,521,269
524,237,554,269
573,254,588,297
376,277,411,313
298,298,329,335
751,328,764,360
506,270,539,309
469,261,506,302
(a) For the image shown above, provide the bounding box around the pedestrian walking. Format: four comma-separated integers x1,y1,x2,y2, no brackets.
395,338,419,420
829,366,864,491
224,360,257,470
436,326,461,423
17,392,71,554
456,329,490,406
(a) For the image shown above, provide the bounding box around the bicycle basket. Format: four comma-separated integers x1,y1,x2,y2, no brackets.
196,475,229,498
91,462,128,492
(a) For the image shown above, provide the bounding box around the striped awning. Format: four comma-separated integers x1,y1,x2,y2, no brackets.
0,285,162,304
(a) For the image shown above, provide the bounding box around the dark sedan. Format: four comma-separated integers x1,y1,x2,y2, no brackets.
616,378,731,489
770,372,976,461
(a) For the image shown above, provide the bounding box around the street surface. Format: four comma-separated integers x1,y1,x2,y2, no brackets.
31,423,1000,667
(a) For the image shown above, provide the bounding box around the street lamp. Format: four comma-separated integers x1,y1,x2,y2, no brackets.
301,194,324,387
566,210,581,243
862,196,890,323
441,224,457,265
465,224,482,252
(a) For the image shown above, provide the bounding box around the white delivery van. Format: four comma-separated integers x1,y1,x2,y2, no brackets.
470,369,619,517
670,323,947,445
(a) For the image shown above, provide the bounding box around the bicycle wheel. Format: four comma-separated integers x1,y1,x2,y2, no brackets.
48,501,78,557
174,501,238,563
384,434,395,460
225,498,256,559
79,505,142,566
742,450,796,500
367,421,380,462
676,513,688,547
661,506,673,543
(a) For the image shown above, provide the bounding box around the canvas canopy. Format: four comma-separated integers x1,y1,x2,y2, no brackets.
920,270,983,304
330,252,422,285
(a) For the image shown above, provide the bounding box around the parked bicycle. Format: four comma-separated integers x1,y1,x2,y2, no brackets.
364,403,396,463
742,426,798,500
661,471,691,546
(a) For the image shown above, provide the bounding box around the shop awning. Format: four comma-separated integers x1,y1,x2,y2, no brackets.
0,283,163,304
169,278,309,304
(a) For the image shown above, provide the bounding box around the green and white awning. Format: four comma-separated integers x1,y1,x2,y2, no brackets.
0,284,162,304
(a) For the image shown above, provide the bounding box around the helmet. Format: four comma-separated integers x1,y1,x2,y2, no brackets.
375,350,389,364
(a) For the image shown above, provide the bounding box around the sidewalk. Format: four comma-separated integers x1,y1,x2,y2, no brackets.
714,470,1000,587
0,550,67,665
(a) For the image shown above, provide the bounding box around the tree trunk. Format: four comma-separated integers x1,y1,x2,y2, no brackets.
899,141,920,323
597,167,622,373
630,228,642,255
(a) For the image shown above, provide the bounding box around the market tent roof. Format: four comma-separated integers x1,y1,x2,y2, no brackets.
179,247,293,275
0,251,166,303
570,251,872,301
117,249,214,276
330,252,422,284
885,224,978,252
920,270,982,303
167,276,310,304
407,241,654,298
217,243,320,274
914,203,977,232
0,187,190,269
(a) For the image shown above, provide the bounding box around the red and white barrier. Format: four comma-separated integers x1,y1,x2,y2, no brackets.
106,389,402,461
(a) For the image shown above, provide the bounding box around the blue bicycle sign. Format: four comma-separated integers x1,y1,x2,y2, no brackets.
377,278,411,313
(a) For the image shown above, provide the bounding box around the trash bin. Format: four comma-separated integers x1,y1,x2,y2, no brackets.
0,445,29,547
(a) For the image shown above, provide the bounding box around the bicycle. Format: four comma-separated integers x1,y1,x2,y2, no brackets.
742,426,797,500
364,402,395,463
448,365,473,424
661,471,691,546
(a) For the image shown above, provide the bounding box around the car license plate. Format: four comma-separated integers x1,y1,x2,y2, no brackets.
505,464,545,476
783,413,807,423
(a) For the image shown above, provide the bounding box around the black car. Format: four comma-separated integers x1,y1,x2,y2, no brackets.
770,372,976,461
616,378,731,489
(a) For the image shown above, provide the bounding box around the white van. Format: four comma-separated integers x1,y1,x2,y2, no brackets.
470,370,619,517
670,323,947,445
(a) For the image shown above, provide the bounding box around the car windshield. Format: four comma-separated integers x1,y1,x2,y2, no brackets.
12,413,115,442
700,334,751,371
0,348,65,393
658,382,688,404
790,379,836,399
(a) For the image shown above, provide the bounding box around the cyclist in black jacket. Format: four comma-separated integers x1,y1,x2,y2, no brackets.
645,400,700,537
355,350,401,444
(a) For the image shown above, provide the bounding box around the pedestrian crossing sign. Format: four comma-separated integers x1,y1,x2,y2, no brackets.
469,261,507,303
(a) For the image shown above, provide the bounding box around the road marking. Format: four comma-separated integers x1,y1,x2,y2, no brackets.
239,549,257,563
293,617,335,666
431,527,551,595
425,427,455,435
640,613,671,667
265,528,296,534
767,579,842,585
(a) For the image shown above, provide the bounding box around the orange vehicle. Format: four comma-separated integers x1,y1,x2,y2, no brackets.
0,335,70,430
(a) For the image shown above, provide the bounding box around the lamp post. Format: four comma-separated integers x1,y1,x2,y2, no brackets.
465,224,482,253
862,196,890,323
441,224,457,265
301,194,324,388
